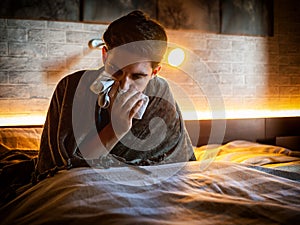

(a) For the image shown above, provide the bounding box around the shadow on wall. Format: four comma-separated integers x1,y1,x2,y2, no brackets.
46,46,102,85
0,41,102,118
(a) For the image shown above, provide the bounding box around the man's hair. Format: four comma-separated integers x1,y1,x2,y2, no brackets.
103,10,168,67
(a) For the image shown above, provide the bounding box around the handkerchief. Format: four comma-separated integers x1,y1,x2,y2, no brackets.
90,70,149,119
90,70,115,109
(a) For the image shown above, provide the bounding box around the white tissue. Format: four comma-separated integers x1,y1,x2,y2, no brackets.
134,93,149,119
118,89,149,119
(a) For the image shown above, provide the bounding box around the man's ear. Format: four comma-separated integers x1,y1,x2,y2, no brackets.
151,65,161,78
102,46,108,64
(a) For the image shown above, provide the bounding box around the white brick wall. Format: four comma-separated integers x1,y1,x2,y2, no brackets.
0,0,299,121
0,19,106,117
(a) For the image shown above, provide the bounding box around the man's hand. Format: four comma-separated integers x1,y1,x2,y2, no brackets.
108,81,143,138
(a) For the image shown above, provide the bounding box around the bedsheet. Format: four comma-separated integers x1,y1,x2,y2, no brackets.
1,160,300,225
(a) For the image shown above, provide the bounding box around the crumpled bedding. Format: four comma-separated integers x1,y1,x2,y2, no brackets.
1,160,299,225
1,125,300,224
0,147,38,206
1,139,300,207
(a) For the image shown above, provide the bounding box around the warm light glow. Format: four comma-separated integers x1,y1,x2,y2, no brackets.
0,109,299,126
182,109,300,120
0,115,45,126
167,48,185,67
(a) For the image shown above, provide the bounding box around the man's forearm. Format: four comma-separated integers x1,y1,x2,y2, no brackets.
79,122,120,159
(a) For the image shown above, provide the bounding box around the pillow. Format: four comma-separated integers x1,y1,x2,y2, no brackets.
0,127,43,151
194,140,300,167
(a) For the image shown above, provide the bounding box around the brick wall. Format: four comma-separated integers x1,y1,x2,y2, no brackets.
0,20,106,118
0,0,299,122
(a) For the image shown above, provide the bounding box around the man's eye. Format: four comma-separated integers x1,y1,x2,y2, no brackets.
132,74,147,80
132,74,142,80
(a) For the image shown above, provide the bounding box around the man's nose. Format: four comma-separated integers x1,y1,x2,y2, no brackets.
118,73,131,91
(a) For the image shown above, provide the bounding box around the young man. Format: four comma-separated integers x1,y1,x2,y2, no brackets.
35,10,195,180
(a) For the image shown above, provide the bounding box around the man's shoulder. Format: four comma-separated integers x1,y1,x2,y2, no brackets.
57,69,103,86
145,75,172,97
150,76,169,87
55,70,86,86
62,70,88,82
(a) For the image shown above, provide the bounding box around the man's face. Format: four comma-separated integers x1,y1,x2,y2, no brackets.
112,62,155,92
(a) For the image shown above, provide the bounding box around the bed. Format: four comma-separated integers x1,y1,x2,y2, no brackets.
0,117,300,224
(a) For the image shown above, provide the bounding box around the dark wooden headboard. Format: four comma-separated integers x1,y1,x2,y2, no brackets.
1,116,299,150
184,116,300,150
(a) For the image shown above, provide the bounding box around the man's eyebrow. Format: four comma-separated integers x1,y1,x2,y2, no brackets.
132,72,148,76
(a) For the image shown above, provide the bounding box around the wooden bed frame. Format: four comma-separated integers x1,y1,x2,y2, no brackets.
1,116,300,150
184,116,300,150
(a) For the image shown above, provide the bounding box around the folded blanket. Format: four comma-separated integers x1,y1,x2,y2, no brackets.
35,68,195,181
